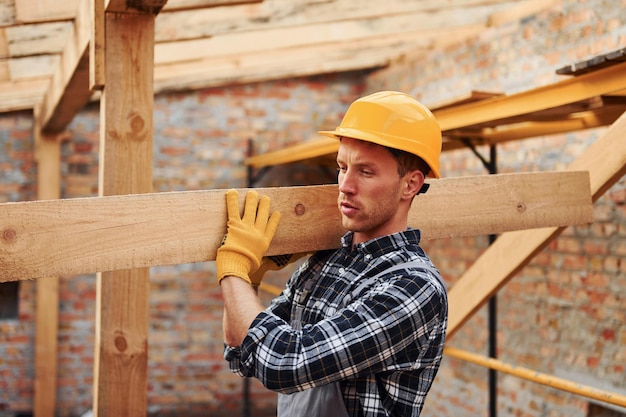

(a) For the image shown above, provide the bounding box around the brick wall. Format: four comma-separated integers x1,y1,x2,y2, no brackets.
1,0,625,415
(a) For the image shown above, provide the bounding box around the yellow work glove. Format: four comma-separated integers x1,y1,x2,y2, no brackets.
250,252,310,288
216,189,281,285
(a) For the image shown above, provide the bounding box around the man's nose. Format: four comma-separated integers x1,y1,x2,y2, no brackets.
338,169,355,194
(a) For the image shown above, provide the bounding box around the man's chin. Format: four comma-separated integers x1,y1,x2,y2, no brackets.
341,217,360,233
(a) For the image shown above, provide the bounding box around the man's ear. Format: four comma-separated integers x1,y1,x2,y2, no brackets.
402,169,425,200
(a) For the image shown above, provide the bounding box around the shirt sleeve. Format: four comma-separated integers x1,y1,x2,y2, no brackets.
227,270,447,394
223,261,301,374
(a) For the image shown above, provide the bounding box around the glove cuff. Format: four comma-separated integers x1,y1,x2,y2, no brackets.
216,250,255,285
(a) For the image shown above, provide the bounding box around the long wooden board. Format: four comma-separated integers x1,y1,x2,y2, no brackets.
0,171,591,282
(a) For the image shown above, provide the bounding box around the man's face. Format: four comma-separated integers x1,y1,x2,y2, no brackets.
336,137,407,244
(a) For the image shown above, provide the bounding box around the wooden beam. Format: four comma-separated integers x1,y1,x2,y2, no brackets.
33,110,61,417
446,110,626,338
37,0,92,133
0,171,592,282
92,10,156,417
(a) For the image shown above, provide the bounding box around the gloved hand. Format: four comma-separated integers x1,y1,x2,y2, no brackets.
216,189,281,285
250,252,310,288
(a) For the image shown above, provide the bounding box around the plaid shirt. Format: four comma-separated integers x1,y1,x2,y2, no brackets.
225,228,448,417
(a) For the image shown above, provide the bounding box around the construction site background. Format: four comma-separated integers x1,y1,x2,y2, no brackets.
0,0,624,416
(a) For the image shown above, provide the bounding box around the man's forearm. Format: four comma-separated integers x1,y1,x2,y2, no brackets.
221,276,265,347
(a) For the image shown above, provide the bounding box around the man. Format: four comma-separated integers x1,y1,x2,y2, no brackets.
216,91,448,417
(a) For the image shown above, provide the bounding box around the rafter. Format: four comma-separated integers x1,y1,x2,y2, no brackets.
0,0,554,118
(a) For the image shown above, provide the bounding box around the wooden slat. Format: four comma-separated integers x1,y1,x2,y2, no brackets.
14,0,80,23
154,34,419,92
446,111,626,338
0,78,48,112
0,21,70,58
92,10,155,417
154,0,522,43
154,4,515,65
0,171,592,282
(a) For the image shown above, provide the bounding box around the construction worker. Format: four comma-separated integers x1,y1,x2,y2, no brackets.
216,91,448,417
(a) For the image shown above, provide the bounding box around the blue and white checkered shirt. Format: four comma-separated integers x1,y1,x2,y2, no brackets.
225,228,448,417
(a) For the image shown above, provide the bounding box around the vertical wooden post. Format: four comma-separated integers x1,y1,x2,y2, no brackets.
33,109,61,417
93,11,154,416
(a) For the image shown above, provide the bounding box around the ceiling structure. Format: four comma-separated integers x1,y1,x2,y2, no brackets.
1,0,556,128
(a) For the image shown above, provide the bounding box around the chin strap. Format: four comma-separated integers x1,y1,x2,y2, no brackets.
418,183,430,194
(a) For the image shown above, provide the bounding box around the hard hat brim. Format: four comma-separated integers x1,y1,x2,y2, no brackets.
318,128,441,178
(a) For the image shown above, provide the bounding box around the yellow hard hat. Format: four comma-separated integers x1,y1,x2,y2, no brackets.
319,91,442,178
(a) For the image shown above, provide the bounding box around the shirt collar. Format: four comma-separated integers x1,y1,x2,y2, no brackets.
340,228,422,258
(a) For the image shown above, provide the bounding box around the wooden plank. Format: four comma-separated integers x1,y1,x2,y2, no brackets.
0,2,16,27
92,10,155,417
33,123,61,417
154,0,523,42
153,4,516,65
7,55,57,79
37,0,92,133
0,21,70,58
154,34,419,92
487,0,558,27
0,171,592,282
0,78,49,112
14,0,81,23
446,111,626,338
